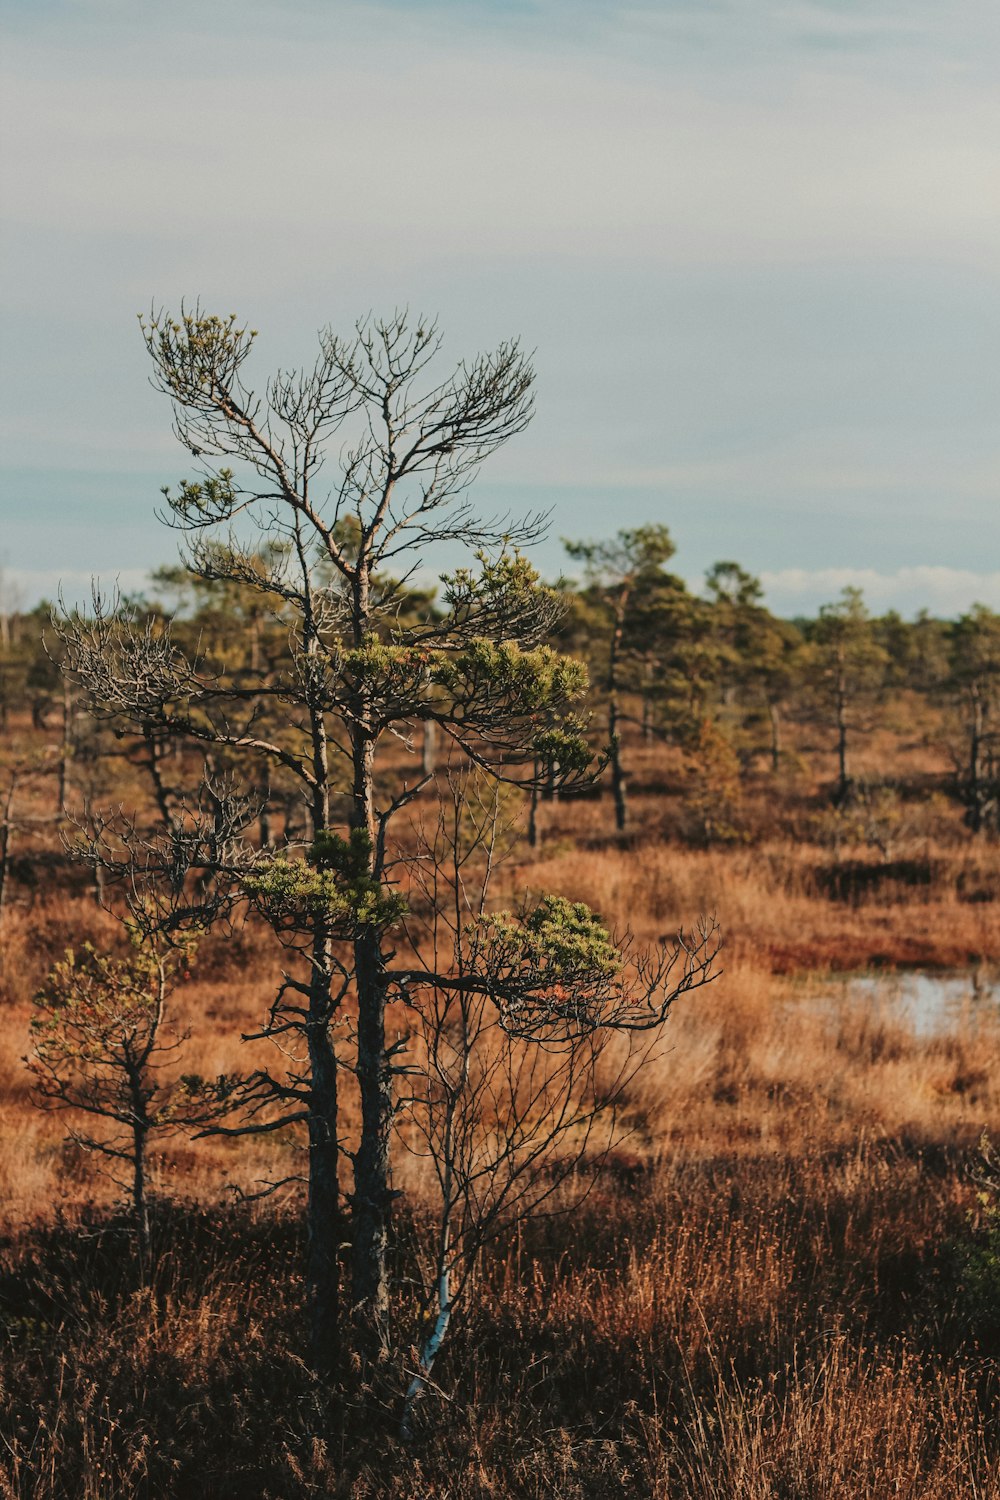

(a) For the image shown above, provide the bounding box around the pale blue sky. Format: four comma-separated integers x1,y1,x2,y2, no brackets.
1,0,998,615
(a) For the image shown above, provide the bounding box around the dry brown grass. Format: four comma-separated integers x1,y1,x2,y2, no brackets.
0,1143,994,1497
513,823,1000,972
0,712,998,1494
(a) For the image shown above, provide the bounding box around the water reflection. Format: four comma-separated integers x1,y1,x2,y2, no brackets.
832,968,1000,1035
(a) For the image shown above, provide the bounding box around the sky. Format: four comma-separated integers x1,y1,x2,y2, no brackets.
1,0,998,617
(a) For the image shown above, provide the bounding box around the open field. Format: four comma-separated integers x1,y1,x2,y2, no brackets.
0,709,998,1496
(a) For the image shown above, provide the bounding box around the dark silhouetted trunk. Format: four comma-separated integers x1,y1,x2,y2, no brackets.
348,557,393,1364
58,680,73,816
608,591,630,832
306,929,341,1377
608,694,627,832
258,797,273,850
527,763,539,848
132,1119,150,1262
0,775,16,926
145,731,173,825
967,691,987,833
351,924,392,1365
834,668,850,804
303,634,343,1376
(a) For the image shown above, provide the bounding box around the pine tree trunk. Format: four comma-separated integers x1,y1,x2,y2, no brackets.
968,695,985,833
349,702,393,1363
835,675,850,804
351,925,392,1363
527,767,539,849
132,1120,150,1263
422,720,437,777
258,787,273,850
303,646,342,1375
0,776,15,925
608,595,629,832
608,694,628,832
306,932,342,1377
145,732,172,824
59,680,73,816
542,758,558,802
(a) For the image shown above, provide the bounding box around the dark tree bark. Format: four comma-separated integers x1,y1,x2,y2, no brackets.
607,589,630,833
306,935,341,1376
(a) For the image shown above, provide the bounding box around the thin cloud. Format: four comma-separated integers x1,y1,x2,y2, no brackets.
760,567,1000,618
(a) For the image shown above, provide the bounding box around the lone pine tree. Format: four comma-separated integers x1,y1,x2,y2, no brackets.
27,938,195,1261
809,587,888,805
61,308,718,1382
564,526,678,831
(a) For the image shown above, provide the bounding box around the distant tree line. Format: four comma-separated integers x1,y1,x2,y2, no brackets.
4,539,1000,851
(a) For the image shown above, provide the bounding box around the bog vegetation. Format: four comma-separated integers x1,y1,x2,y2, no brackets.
0,310,998,1497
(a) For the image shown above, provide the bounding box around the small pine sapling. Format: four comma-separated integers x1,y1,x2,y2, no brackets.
26,936,199,1257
